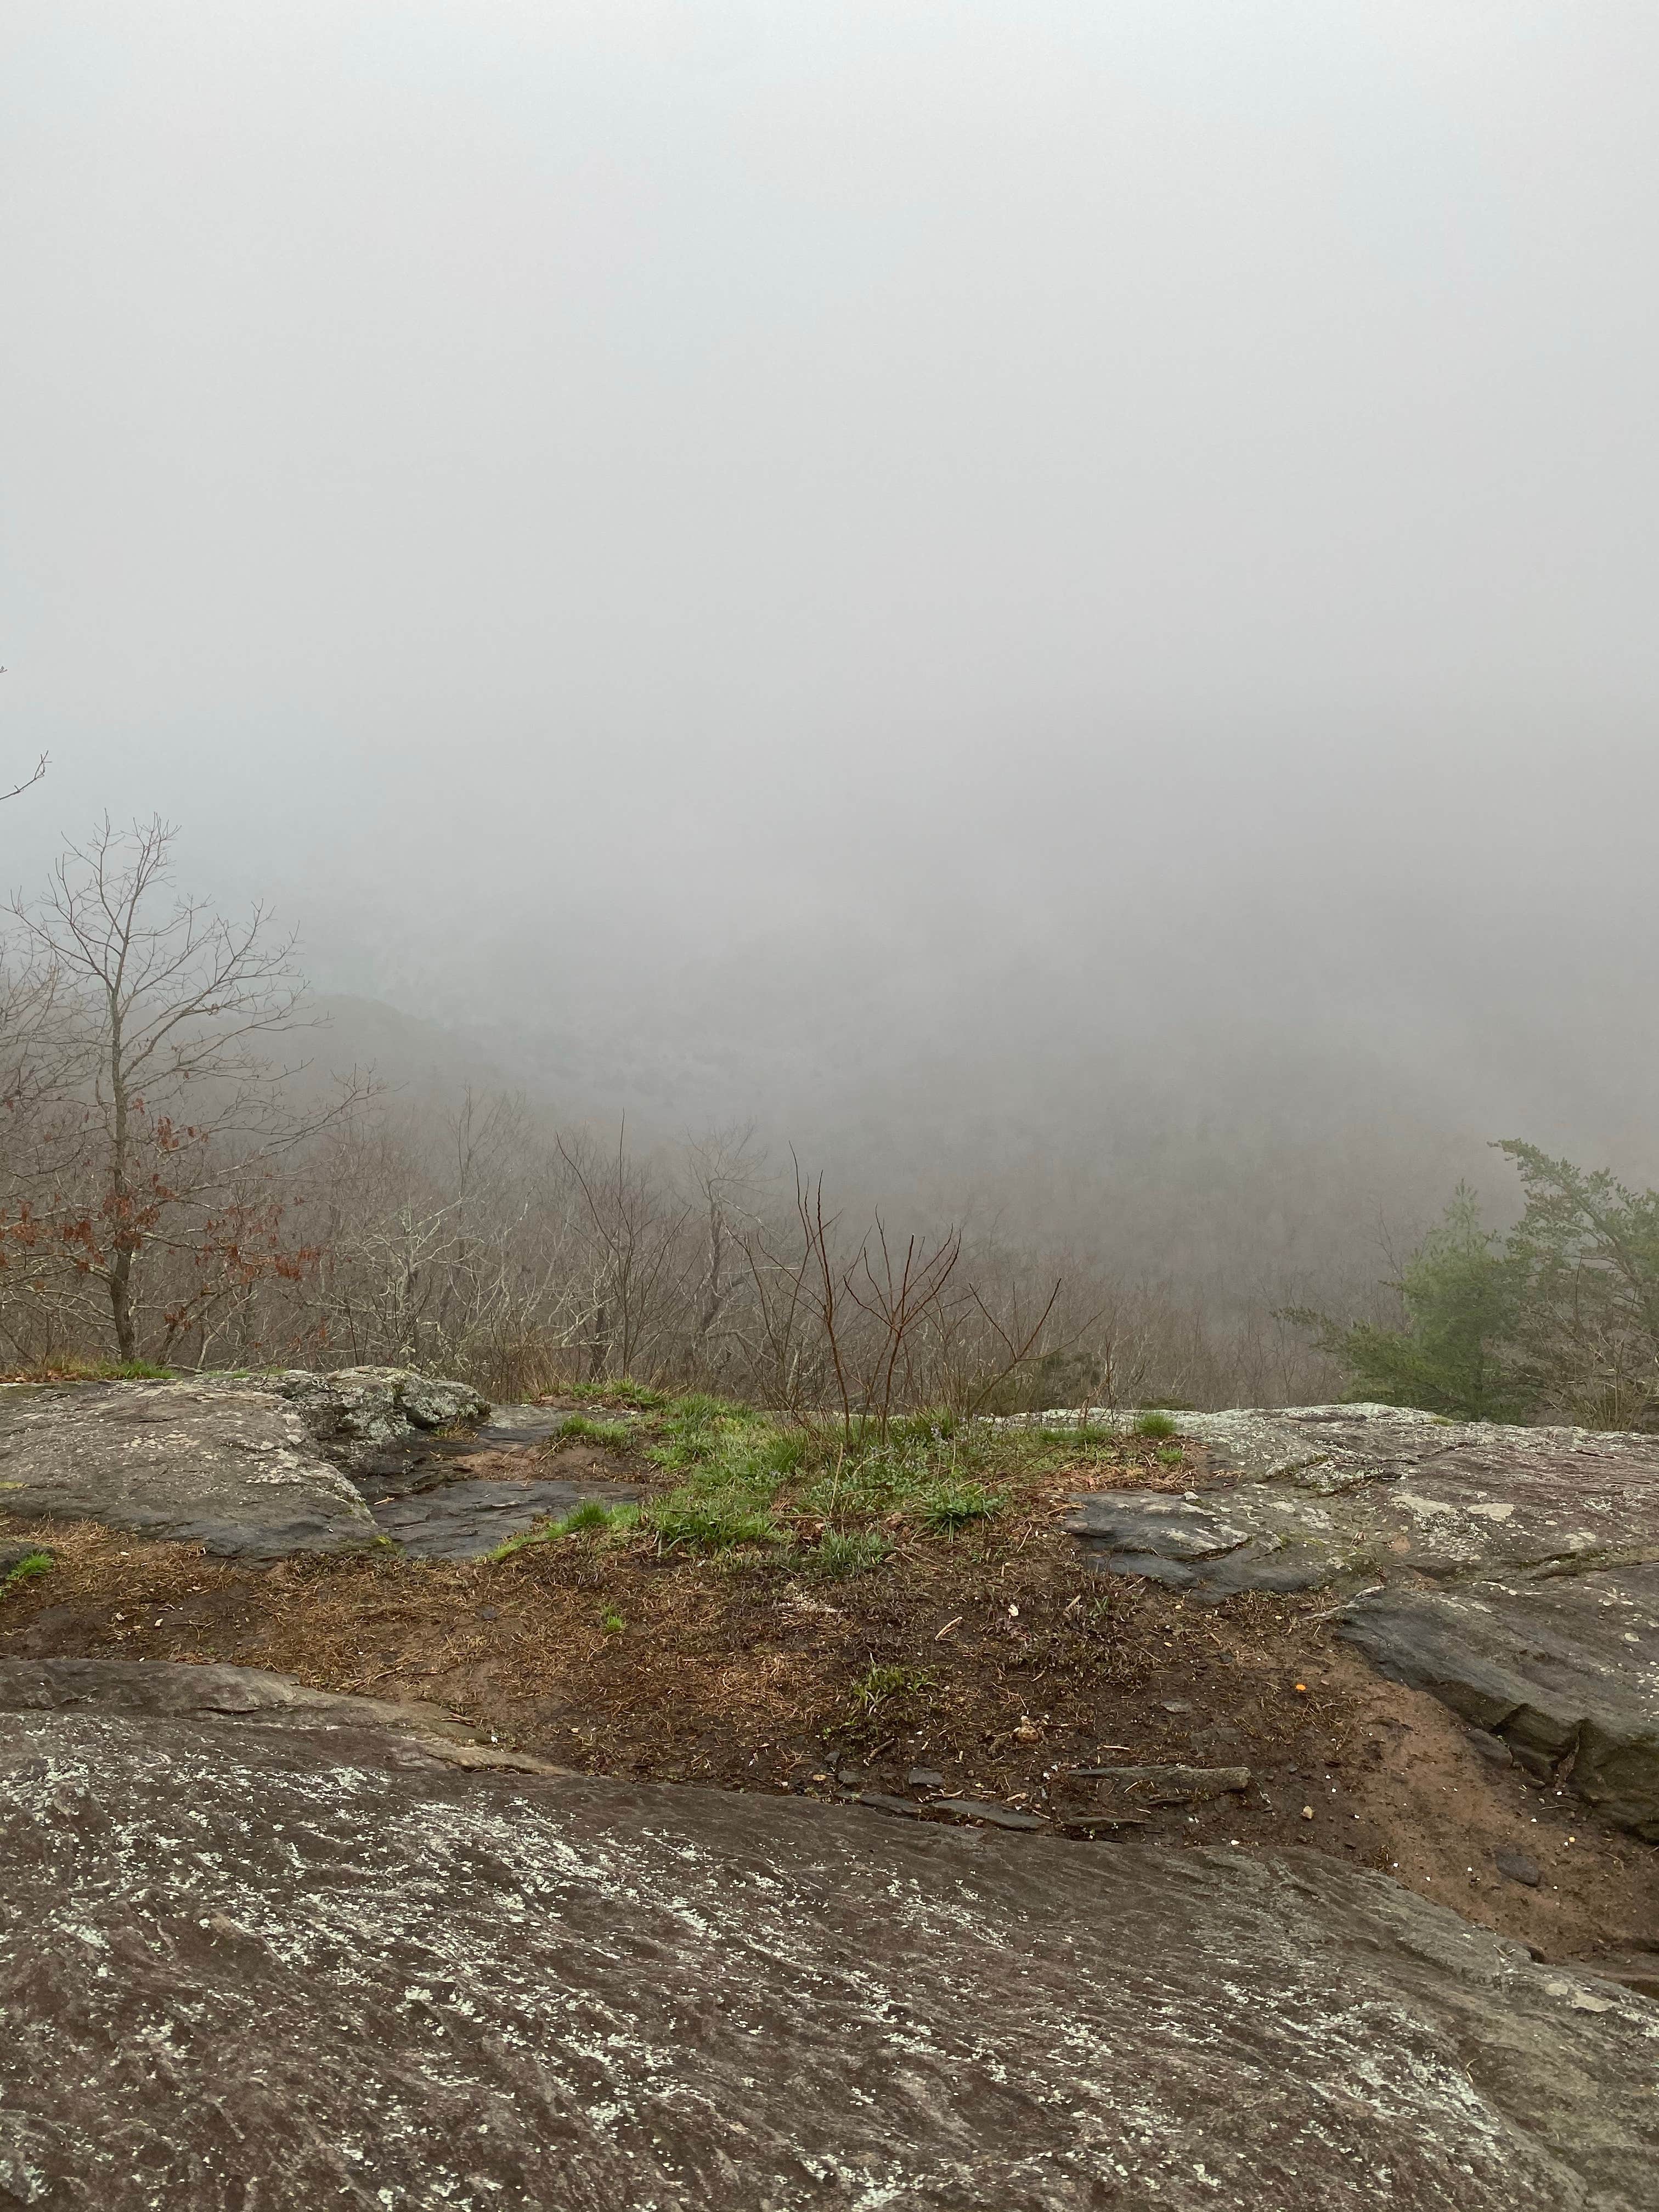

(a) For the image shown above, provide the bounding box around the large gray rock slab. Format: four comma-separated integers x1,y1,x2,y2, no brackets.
1131,1401,1659,1499
0,1662,1655,2211
1065,1405,1659,1590
0,1373,608,1565
1063,1404,1659,1840
0,1380,378,1559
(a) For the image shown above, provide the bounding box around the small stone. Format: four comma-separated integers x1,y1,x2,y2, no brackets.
1160,1700,1193,1714
931,1799,1049,1832
1301,1807,1314,1821
836,1768,864,1787
906,1767,945,1790
856,1793,924,1820
1495,1849,1542,1887
1191,1724,1243,1752
1465,1730,1512,1767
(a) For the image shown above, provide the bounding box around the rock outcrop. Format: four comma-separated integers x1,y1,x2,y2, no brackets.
0,1370,640,1565
0,1660,1654,2211
0,1379,378,1559
1064,1404,1659,1838
267,1364,491,1459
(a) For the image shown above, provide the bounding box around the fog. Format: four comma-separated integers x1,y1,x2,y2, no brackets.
4,2,1658,1356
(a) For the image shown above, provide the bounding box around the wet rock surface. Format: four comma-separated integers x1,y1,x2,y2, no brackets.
1,1661,1655,2212
366,1474,642,1560
0,1379,377,1559
0,1373,634,1565
1064,1404,1659,1839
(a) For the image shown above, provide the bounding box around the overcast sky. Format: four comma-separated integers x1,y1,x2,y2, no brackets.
3,2,1657,1185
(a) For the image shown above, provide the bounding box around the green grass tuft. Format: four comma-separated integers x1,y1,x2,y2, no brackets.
850,1661,934,1714
803,1528,891,1579
0,1550,53,1599
1133,1409,1180,1440
557,1414,637,1449
913,1481,1002,1534
647,1493,781,1554
601,1609,626,1633
488,1499,637,1563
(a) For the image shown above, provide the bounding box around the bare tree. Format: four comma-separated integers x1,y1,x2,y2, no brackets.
3,816,364,1362
0,753,47,807
557,1123,691,1379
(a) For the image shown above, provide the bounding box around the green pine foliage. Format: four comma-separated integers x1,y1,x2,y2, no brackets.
1291,1149,1659,1430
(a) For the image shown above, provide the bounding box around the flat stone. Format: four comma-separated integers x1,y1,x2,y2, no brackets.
0,1380,378,1559
1190,1724,1244,1751
0,1662,1654,2210
1064,1406,1659,1593
367,1477,641,1561
1465,1729,1514,1765
906,1765,946,1788
0,1657,470,1735
1495,1850,1543,1887
929,1798,1050,1830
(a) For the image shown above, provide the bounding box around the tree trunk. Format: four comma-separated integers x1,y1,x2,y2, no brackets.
108,999,137,1361
109,1248,137,1362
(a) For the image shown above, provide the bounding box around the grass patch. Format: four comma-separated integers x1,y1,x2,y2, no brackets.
801,1528,891,1579
563,1378,669,1410
850,1661,934,1716
635,1392,1131,1559
556,1414,637,1450
647,1493,782,1554
913,1481,1002,1535
494,1389,1146,1569
601,1609,626,1634
0,1551,52,1599
1133,1409,1180,1440
1037,1420,1116,1448
489,1499,638,1563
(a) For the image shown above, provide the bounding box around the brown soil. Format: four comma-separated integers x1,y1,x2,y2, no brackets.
3,1438,1655,1974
